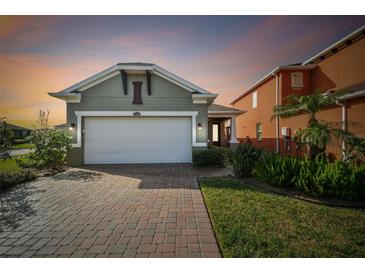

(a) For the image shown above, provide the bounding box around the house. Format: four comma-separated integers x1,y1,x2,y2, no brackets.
4,123,32,139
230,25,365,159
54,123,66,130
49,63,243,165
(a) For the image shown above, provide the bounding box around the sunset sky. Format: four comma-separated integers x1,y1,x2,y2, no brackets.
1,15,364,128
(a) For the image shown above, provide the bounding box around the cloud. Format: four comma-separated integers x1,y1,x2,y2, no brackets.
0,16,63,51
178,16,362,105
0,51,116,128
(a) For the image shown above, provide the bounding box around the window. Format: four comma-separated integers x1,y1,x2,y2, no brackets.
212,124,219,142
291,72,303,88
252,91,257,109
132,81,143,104
256,123,262,141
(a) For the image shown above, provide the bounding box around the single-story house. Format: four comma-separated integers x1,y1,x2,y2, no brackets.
4,123,32,139
54,123,67,130
49,63,244,165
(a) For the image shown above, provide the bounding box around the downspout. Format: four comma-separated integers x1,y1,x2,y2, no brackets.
272,71,280,153
336,100,347,160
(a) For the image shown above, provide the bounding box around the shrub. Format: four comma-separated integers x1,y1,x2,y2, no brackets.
0,128,14,151
0,169,36,189
225,142,262,178
193,147,226,167
254,152,301,187
16,155,38,168
296,158,365,200
254,151,365,200
22,129,72,170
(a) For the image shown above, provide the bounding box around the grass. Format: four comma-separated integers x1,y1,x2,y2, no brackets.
10,143,35,149
200,176,365,257
0,157,21,173
0,158,36,189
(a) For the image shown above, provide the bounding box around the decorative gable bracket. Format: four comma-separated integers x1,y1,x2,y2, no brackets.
146,70,152,96
120,70,128,95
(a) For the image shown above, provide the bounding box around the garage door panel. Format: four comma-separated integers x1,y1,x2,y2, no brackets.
84,117,192,164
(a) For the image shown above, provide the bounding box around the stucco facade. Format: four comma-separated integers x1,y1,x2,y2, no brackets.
231,28,365,159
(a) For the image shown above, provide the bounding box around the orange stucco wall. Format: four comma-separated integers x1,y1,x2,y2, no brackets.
347,97,365,138
233,77,277,151
232,36,365,159
312,38,365,91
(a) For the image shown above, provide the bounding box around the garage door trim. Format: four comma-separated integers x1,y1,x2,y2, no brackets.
72,111,206,148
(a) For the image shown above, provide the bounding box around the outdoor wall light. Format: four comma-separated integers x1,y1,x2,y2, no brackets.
198,122,203,130
69,123,76,131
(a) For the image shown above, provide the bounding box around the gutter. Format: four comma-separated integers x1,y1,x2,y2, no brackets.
302,25,365,65
335,88,365,160
272,71,280,153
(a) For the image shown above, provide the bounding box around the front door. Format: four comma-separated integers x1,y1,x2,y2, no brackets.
212,123,220,146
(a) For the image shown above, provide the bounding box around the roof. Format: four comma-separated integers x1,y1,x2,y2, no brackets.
230,25,365,106
3,123,32,131
303,25,365,65
230,64,316,104
54,123,66,128
208,104,243,113
49,63,217,102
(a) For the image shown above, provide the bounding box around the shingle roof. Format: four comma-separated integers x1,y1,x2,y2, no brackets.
54,123,67,128
3,123,32,131
208,104,243,113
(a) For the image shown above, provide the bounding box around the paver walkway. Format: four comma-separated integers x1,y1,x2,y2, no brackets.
0,164,229,258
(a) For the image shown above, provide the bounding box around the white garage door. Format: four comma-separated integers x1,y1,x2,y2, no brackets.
84,116,192,164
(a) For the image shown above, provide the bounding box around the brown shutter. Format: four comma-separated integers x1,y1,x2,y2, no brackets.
132,81,143,104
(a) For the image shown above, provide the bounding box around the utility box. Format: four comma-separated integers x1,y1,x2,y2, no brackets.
281,127,291,137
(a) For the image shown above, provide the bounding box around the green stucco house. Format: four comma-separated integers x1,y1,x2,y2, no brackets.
49,63,242,165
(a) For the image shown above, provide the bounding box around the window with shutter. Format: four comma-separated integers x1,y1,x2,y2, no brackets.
132,81,143,104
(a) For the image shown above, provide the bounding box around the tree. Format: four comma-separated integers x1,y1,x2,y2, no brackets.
272,90,346,159
38,109,50,129
0,122,14,152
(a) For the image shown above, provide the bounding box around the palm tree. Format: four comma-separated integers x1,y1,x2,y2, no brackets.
272,90,342,159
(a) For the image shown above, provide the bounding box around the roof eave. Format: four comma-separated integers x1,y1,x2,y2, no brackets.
303,25,365,65
230,64,316,105
49,63,214,97
49,92,81,103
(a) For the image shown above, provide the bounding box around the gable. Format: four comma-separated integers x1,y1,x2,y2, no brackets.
49,63,217,104
81,73,192,99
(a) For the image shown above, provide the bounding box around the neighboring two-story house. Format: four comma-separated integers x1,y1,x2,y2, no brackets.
230,25,365,159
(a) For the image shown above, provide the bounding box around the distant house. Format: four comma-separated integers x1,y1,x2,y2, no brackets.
54,123,67,130
6,123,32,139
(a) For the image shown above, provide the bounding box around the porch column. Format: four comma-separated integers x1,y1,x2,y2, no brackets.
229,115,238,144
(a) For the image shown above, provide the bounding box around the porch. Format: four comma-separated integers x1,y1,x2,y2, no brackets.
207,104,245,147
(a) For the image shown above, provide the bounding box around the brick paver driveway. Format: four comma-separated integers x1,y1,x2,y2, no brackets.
0,164,229,258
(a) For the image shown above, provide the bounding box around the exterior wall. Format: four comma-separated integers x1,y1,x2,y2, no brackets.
66,73,208,166
232,36,365,159
347,97,365,138
232,77,277,151
311,38,365,91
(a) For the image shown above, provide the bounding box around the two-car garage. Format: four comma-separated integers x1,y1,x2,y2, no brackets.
83,116,192,164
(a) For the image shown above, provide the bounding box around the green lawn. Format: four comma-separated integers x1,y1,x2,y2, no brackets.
0,158,36,189
10,143,35,149
200,177,365,257
0,157,21,173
